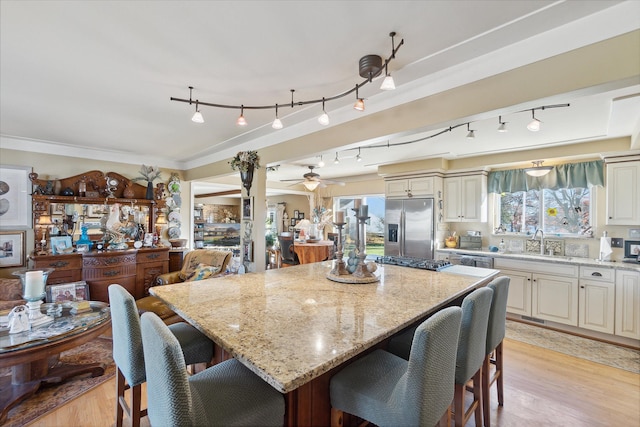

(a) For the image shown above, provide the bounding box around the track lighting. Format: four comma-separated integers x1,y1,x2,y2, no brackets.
272,104,283,129
466,123,475,139
525,160,553,177
191,101,204,123
353,86,365,111
497,116,507,132
527,110,541,131
318,98,330,126
356,148,362,162
334,152,340,164
318,156,325,168
236,105,247,127
172,33,404,127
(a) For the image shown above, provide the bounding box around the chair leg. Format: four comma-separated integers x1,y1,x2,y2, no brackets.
131,383,142,427
331,407,344,427
454,383,464,427
496,341,504,406
454,368,483,427
472,369,483,427
115,368,125,427
482,354,491,427
439,404,451,427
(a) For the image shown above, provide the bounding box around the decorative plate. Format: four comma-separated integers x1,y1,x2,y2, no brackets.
168,180,181,195
168,226,180,239
168,211,181,222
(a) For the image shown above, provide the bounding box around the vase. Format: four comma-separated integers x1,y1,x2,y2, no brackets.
240,166,254,197
146,182,154,200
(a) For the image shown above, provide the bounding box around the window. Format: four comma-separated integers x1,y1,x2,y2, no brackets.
333,196,385,256
497,187,591,236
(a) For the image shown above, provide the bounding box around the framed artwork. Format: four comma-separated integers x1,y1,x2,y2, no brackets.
298,212,305,219
293,210,299,219
46,281,90,303
291,218,296,226
76,243,90,253
624,240,640,258
242,197,253,220
50,235,72,254
243,240,253,262
0,230,26,267
0,165,32,229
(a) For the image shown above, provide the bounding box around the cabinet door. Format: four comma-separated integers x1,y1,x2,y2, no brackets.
499,269,531,316
532,274,579,326
408,177,434,197
579,279,615,334
459,175,486,222
443,178,462,222
606,161,640,225
385,180,409,198
615,270,640,339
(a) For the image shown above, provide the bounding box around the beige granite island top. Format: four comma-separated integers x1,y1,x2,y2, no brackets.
150,261,498,393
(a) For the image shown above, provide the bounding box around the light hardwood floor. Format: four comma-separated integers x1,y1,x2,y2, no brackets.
27,338,640,427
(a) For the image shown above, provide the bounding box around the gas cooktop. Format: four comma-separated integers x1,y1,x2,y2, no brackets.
375,256,452,271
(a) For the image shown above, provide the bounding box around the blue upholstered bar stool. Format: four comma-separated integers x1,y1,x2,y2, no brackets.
329,306,463,427
453,287,494,427
482,277,510,427
140,312,285,427
108,284,214,427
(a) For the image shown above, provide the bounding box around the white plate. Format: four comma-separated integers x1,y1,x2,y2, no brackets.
168,211,181,222
168,227,180,239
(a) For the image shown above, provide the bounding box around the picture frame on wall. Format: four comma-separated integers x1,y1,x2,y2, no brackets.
298,212,304,219
0,165,32,229
0,230,26,267
242,197,253,220
293,210,299,219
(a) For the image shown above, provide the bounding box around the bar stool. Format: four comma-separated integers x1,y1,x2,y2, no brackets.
330,306,463,427
482,277,510,427
108,284,214,427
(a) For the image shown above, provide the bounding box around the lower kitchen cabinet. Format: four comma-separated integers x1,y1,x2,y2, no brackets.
615,269,640,340
579,266,615,334
498,268,531,317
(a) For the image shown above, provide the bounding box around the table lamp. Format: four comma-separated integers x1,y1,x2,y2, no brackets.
37,214,53,255
12,268,55,327
295,219,312,239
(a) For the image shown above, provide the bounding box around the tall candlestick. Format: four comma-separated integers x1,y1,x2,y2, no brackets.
335,211,344,223
353,199,361,209
359,204,368,218
24,270,45,299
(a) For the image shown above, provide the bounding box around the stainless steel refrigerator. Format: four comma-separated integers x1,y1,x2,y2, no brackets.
385,198,434,258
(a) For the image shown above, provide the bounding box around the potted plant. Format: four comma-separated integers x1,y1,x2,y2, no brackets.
230,151,260,196
131,164,163,199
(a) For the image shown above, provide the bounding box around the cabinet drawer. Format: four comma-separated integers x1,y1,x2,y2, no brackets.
33,255,82,271
137,250,169,263
494,258,578,277
580,266,615,282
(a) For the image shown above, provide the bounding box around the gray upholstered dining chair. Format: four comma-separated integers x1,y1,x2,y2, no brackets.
482,276,510,427
329,306,463,427
108,284,214,427
140,311,285,427
453,287,494,427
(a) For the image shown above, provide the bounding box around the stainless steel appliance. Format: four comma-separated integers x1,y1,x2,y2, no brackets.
385,198,434,258
448,253,494,268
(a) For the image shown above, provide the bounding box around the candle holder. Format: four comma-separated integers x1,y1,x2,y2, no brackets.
329,222,349,276
352,215,375,279
12,268,55,327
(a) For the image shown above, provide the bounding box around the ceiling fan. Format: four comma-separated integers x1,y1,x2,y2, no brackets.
281,166,345,191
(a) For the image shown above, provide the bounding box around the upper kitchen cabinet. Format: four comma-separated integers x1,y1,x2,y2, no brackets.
385,175,441,198
443,172,487,222
606,159,640,225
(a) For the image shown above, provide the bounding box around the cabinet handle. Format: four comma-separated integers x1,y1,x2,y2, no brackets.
580,285,585,288
527,278,531,281
104,270,120,277
591,272,602,277
50,261,69,268
147,253,160,259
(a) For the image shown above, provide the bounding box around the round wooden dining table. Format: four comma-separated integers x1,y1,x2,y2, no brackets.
293,240,334,264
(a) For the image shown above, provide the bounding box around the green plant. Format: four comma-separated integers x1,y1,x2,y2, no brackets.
265,233,275,248
230,150,260,172
131,164,163,184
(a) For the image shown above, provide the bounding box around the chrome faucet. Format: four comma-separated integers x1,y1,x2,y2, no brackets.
531,228,545,254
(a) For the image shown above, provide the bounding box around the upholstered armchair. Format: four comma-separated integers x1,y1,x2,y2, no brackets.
136,249,232,324
0,278,25,311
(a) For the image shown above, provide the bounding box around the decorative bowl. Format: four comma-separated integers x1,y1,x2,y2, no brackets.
169,238,187,248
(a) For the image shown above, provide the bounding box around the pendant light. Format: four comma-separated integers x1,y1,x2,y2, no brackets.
236,105,247,127
353,86,365,111
191,100,204,123
380,63,395,90
317,156,325,168
497,116,507,132
356,148,362,162
527,110,541,131
466,123,475,139
525,160,553,177
318,98,330,126
272,104,283,129
303,181,320,191
333,152,340,164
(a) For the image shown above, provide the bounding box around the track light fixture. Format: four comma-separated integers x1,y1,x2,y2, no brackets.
171,33,403,126
527,109,541,131
318,155,325,168
380,34,397,90
334,152,340,164
525,160,553,177
466,123,475,139
191,100,204,123
356,148,362,162
272,104,283,129
497,116,507,132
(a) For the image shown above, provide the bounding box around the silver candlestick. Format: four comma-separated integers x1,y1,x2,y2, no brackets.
329,222,349,276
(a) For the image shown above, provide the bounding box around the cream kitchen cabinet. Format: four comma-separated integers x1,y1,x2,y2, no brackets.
579,266,615,334
494,258,579,326
443,174,487,222
606,160,640,225
385,176,435,198
615,269,640,340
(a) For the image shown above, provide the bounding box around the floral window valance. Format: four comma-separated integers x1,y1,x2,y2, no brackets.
487,160,604,193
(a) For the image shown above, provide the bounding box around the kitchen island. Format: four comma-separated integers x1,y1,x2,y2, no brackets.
151,260,499,426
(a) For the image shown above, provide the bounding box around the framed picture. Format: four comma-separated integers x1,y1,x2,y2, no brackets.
0,230,26,267
293,210,299,219
624,240,640,258
291,218,296,226
46,281,90,303
298,212,305,220
242,197,253,220
50,235,72,254
76,243,90,253
243,241,253,262
0,165,32,229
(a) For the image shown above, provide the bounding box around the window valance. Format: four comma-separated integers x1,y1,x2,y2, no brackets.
487,160,604,193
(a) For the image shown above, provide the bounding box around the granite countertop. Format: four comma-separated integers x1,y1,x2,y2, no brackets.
437,248,640,272
151,261,498,393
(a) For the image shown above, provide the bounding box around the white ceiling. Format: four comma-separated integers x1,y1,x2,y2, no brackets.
1,1,639,195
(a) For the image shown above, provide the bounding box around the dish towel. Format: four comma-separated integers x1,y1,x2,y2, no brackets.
460,256,475,266
599,236,613,261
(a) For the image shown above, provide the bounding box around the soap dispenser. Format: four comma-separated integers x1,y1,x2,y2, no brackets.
498,239,506,253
